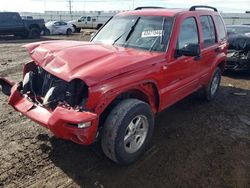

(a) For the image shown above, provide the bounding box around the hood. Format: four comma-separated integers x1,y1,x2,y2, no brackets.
228,34,250,51
23,40,163,86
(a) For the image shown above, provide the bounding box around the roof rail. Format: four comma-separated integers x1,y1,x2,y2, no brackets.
189,5,218,12
134,6,165,10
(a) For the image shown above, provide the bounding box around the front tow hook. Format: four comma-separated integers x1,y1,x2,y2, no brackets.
0,78,14,96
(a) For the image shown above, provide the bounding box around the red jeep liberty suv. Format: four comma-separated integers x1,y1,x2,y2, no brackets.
0,6,228,164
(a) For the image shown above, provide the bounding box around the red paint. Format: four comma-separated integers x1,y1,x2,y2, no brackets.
0,9,228,145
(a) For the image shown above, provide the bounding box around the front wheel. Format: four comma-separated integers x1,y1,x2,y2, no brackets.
101,99,154,165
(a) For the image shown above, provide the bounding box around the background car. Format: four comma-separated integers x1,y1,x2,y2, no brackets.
226,25,250,73
45,21,74,35
0,12,45,38
227,25,250,36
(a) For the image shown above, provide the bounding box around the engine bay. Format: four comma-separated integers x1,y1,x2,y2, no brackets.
20,65,88,110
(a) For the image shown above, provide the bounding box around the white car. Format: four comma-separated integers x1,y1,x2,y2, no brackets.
45,21,74,35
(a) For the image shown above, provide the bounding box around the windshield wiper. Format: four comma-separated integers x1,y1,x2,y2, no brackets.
112,17,141,45
125,17,141,42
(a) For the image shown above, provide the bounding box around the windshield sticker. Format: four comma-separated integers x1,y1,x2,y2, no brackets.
141,30,163,38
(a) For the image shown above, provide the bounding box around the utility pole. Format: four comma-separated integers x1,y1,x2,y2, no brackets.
67,0,73,14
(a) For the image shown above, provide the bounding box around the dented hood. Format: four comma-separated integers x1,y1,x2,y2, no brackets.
23,40,163,86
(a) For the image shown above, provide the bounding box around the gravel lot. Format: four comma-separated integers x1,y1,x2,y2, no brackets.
0,34,250,188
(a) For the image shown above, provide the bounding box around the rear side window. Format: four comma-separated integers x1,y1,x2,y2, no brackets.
214,16,226,41
200,16,216,47
177,17,199,50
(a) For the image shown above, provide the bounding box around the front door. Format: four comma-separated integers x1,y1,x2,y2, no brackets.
160,16,200,109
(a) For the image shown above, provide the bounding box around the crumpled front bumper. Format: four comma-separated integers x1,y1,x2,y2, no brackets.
0,78,99,145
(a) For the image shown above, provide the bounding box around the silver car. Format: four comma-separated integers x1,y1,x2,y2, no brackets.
45,21,74,35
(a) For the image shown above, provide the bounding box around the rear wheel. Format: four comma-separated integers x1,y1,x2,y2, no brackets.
29,27,41,38
101,99,154,165
97,24,103,30
202,67,221,101
75,28,81,33
66,28,72,35
44,28,50,36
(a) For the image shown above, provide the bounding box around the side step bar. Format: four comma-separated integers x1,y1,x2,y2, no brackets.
0,78,14,96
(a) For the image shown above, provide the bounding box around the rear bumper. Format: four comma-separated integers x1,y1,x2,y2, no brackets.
0,78,99,145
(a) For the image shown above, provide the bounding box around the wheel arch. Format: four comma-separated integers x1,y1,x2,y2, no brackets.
97,82,160,128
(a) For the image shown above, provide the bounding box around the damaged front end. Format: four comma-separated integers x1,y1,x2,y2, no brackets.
0,62,98,145
226,34,250,72
21,64,88,110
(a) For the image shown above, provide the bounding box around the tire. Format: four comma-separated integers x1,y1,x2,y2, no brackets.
66,28,72,36
44,28,50,36
101,99,154,165
72,25,77,33
29,27,41,39
75,28,81,33
203,67,221,101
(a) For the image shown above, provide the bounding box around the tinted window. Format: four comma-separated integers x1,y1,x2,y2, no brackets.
214,16,226,41
79,17,85,21
54,22,60,26
87,17,91,21
200,16,216,47
177,17,199,50
60,22,67,25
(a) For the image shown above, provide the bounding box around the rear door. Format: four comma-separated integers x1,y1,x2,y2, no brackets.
198,15,218,85
85,16,93,28
52,22,61,34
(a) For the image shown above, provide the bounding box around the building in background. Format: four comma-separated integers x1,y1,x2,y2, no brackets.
20,10,250,25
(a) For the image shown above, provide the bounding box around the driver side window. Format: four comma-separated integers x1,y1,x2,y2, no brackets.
177,17,199,50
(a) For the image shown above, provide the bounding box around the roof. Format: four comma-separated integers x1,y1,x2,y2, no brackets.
116,8,219,17
117,9,185,17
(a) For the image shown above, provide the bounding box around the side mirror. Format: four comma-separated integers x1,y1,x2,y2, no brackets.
176,43,200,57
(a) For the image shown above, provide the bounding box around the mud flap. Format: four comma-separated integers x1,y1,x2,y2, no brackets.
0,78,14,96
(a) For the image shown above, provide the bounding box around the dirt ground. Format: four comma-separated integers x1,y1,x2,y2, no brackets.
0,33,250,188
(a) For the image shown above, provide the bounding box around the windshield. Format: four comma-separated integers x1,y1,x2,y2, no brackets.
92,15,174,52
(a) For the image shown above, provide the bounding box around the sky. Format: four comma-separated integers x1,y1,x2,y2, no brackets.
0,0,249,13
